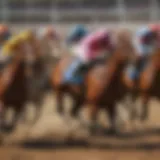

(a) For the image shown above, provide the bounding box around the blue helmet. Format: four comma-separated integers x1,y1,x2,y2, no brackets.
67,25,88,44
137,26,156,43
136,26,151,37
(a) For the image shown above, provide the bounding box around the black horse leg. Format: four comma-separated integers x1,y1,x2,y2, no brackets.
107,103,117,134
130,93,138,121
0,107,7,132
140,94,149,121
70,97,83,118
55,89,64,115
32,99,43,125
87,104,100,135
11,105,23,131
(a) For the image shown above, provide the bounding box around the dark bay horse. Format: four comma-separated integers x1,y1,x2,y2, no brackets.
24,33,52,123
0,35,46,132
51,29,132,133
0,41,28,131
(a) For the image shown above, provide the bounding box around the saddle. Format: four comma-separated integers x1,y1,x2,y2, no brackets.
74,57,106,76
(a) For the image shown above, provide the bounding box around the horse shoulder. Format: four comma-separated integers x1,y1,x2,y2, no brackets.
85,64,107,102
51,56,74,87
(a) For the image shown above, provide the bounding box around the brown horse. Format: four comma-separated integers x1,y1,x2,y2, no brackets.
51,29,132,133
0,35,44,132
123,46,160,123
51,55,84,118
24,32,51,124
84,30,133,133
0,41,28,131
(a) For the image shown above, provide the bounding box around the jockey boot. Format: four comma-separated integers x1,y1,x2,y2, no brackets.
133,57,148,89
135,57,145,80
74,63,87,77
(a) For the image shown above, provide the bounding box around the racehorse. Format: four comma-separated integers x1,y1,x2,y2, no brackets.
51,54,84,117
51,29,133,133
83,29,133,133
123,45,160,123
0,40,28,132
25,33,51,124
0,36,45,132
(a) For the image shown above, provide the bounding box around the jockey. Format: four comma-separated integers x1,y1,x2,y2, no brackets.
149,23,160,46
128,26,158,80
73,28,114,63
66,24,89,57
0,36,23,66
150,23,160,32
2,37,22,56
19,29,42,56
64,28,115,83
66,24,89,45
19,29,35,41
37,26,59,41
0,24,11,47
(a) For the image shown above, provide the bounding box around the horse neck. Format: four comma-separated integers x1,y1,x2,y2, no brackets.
33,58,46,76
105,50,126,84
152,48,160,65
112,58,125,78
106,50,123,70
12,61,26,82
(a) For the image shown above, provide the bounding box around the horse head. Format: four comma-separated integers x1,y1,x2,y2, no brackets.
113,28,133,64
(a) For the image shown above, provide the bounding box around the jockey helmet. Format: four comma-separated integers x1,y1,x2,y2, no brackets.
67,24,88,44
0,24,11,42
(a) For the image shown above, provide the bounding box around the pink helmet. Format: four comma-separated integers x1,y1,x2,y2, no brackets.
94,29,111,45
150,24,160,33
97,29,111,38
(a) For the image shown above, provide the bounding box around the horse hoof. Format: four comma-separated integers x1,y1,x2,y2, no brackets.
140,116,147,122
107,129,116,136
88,124,102,136
57,112,64,117
0,125,14,134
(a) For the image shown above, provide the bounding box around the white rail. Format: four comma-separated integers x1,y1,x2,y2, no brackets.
0,0,159,23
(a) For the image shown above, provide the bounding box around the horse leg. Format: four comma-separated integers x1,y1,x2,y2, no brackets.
70,96,83,118
0,106,7,132
140,93,149,122
11,105,23,131
55,89,64,115
87,104,100,134
130,92,138,121
32,99,43,125
107,103,117,134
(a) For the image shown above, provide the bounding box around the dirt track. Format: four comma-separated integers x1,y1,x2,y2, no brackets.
1,147,160,160
0,93,160,160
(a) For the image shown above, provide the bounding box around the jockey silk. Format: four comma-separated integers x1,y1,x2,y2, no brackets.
72,29,114,62
133,26,156,57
